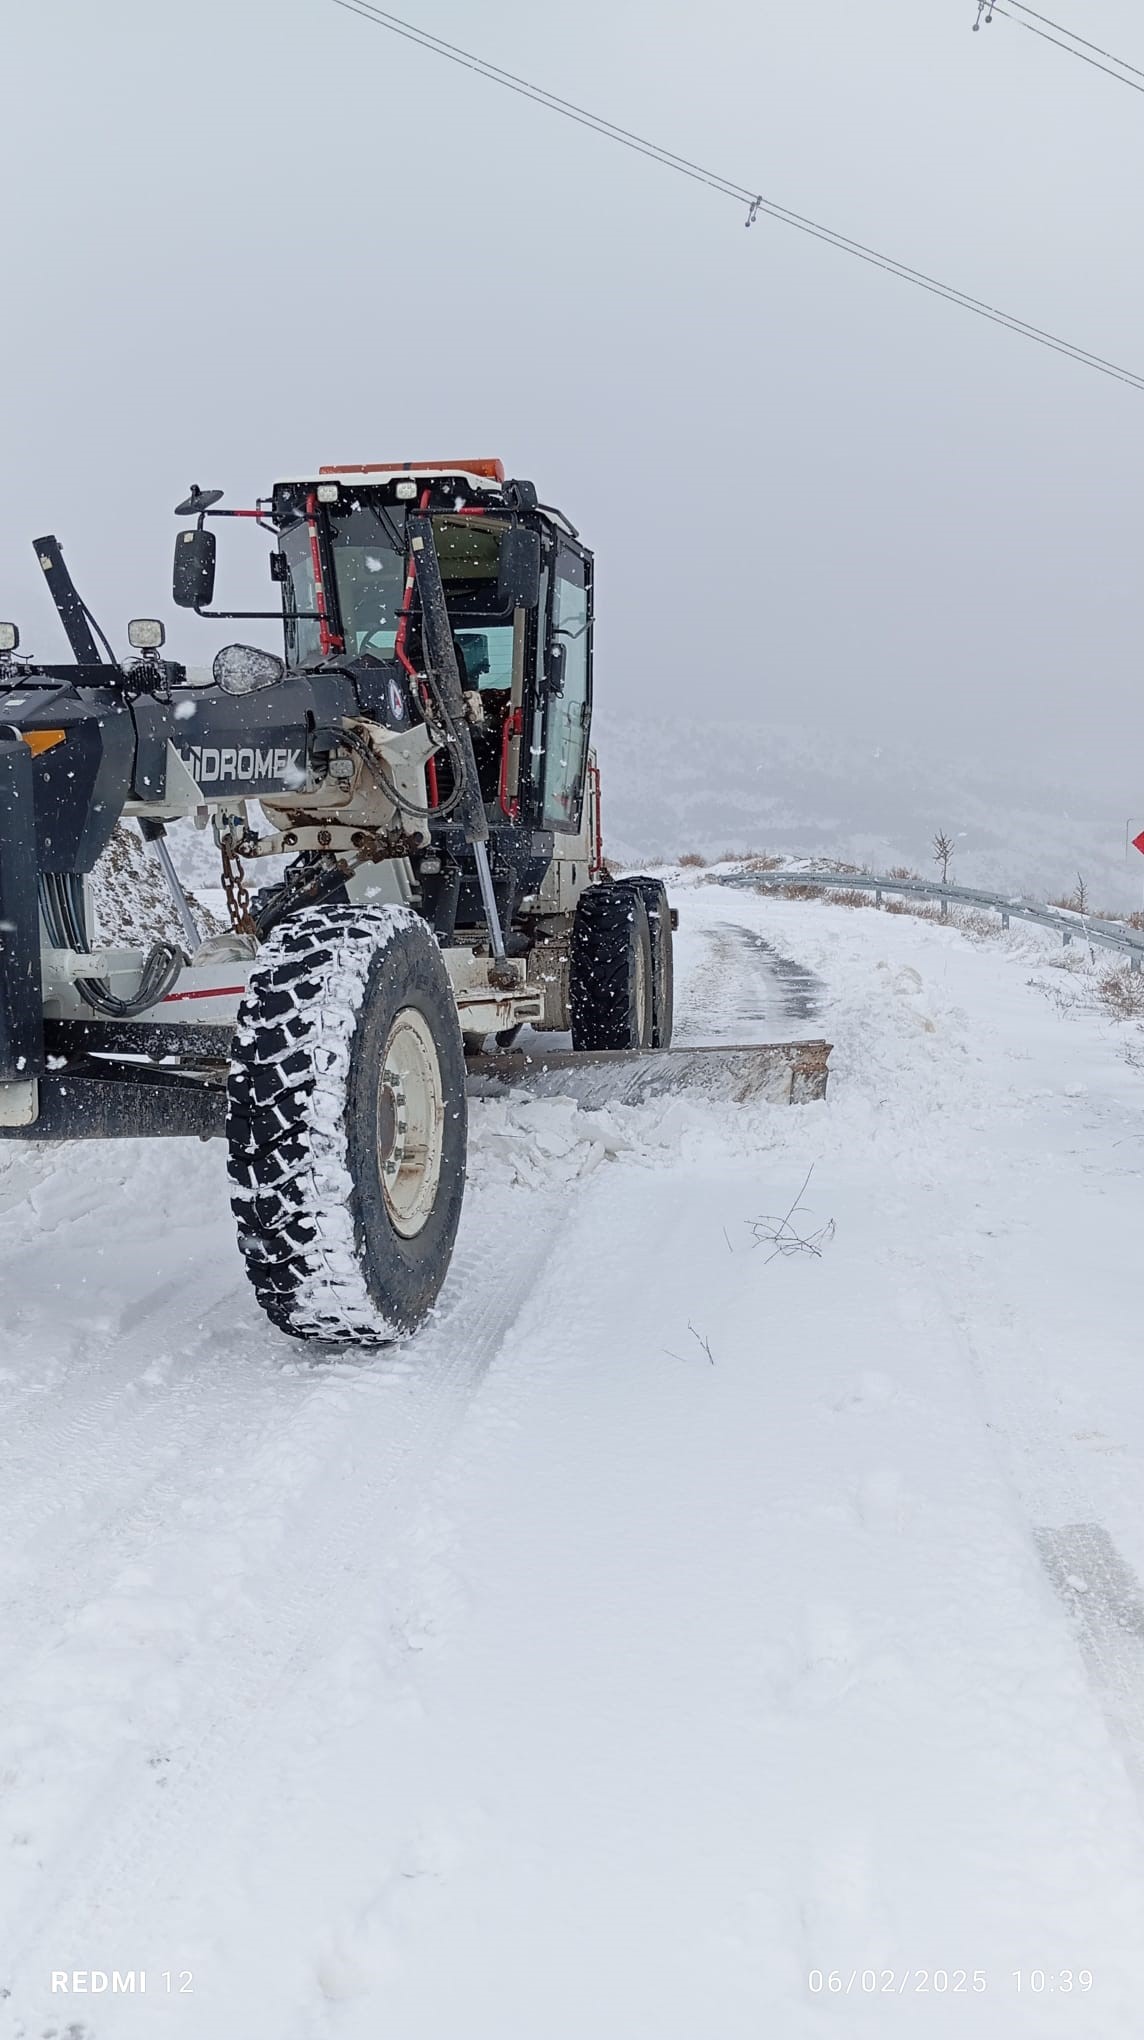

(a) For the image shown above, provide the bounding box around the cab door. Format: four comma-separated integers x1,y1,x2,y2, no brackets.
540,543,592,831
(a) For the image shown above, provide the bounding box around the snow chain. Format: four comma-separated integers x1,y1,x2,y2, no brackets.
221,842,256,936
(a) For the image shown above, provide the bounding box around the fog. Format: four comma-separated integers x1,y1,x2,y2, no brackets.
5,0,1142,821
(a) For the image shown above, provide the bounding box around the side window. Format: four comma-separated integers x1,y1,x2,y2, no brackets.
541,549,590,830
280,523,322,668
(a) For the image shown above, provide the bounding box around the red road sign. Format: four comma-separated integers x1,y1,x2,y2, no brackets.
1133,830,1144,856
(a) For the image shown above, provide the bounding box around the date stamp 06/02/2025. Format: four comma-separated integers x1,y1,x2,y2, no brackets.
809,1969,1094,1997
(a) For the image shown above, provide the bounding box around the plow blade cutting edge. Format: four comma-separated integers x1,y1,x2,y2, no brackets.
466,1040,831,1108
0,1041,832,1144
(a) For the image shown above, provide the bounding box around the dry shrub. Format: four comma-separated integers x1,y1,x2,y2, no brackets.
887,864,919,880
954,908,1001,938
678,851,707,868
802,888,1005,940
1128,911,1144,932
718,850,783,871
1028,973,1081,1013
870,895,1003,939
886,898,941,921
779,881,831,901
1096,966,1144,1021
1050,896,1126,924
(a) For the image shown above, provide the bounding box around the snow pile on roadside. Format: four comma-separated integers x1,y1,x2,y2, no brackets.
468,1089,782,1190
90,822,225,947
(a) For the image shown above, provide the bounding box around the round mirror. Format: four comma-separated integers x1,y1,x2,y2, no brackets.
213,643,285,695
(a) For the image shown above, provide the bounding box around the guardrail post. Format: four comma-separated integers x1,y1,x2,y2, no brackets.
1001,911,1009,929
1063,930,1071,948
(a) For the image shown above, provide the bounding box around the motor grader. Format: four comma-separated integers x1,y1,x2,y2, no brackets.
0,460,828,1342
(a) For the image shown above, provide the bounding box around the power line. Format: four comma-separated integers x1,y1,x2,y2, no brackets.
977,0,1144,96
1007,0,1144,77
328,0,1144,394
977,1,1144,85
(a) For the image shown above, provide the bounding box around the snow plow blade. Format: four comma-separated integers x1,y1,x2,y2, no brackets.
466,1040,831,1108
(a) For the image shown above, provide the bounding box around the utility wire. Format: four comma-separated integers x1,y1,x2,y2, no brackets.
1007,0,1144,76
330,0,754,206
977,0,1144,95
979,0,1144,82
328,0,1144,393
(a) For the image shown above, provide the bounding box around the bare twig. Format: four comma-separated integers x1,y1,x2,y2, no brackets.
747,1164,836,1264
665,1321,716,1366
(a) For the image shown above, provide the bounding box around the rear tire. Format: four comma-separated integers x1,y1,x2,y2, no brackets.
227,904,466,1343
569,885,654,1051
617,876,674,1048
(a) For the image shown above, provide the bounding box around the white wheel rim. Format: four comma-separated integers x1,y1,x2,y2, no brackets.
378,1007,446,1238
634,940,651,1043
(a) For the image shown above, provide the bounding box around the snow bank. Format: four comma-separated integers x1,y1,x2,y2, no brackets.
5,883,1144,2036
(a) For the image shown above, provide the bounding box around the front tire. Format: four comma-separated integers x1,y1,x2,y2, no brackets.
227,904,466,1343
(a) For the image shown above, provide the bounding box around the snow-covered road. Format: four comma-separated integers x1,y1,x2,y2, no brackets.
3,880,1144,2037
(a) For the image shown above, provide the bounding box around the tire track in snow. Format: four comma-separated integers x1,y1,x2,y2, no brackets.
0,1146,240,1499
952,1320,1144,1797
0,1154,271,1679
682,886,1144,1801
889,1189,1144,1801
0,1182,568,2029
1034,1522,1144,1796
674,912,825,1047
0,1274,245,1562
0,1290,341,1698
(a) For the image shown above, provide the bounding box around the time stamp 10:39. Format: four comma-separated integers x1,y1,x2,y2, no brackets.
808,1969,1094,1996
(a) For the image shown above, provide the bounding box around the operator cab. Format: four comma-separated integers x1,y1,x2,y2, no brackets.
171,459,597,943
267,461,593,841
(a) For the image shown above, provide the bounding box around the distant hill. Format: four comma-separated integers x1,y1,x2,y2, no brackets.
160,712,1141,916
594,713,1142,911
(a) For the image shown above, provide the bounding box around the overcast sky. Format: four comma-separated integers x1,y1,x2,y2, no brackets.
5,0,1142,808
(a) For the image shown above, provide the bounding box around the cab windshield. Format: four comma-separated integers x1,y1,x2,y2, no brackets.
327,502,408,658
279,504,408,667
280,502,517,683
430,517,514,688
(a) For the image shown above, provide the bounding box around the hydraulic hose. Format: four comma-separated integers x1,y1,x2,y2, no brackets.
40,872,184,1018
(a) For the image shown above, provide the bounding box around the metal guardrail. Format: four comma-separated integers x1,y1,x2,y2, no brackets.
717,868,1144,969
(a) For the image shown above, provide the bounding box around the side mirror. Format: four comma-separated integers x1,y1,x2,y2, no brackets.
173,526,217,609
496,525,541,610
547,639,567,698
213,643,285,694
0,623,20,653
